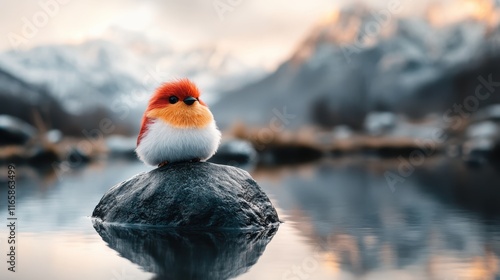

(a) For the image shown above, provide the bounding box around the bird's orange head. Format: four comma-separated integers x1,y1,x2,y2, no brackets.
143,79,214,129
138,79,214,146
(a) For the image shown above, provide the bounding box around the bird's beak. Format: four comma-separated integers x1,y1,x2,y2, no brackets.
183,96,197,105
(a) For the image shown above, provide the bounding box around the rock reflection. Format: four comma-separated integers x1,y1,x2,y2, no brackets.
93,222,277,280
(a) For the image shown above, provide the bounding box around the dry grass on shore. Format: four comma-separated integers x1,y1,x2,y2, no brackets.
229,122,445,159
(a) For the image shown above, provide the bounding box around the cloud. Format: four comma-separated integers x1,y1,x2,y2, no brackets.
143,0,338,67
0,0,431,68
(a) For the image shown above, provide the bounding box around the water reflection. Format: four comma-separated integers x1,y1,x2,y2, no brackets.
255,158,500,279
2,158,500,279
93,222,278,280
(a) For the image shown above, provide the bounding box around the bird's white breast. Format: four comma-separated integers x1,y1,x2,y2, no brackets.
136,119,221,166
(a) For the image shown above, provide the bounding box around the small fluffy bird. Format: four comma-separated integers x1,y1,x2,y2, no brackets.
136,79,221,167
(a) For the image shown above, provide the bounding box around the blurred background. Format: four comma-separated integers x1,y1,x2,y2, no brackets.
2,0,500,279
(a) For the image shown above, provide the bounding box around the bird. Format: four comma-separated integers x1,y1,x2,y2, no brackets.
136,79,221,167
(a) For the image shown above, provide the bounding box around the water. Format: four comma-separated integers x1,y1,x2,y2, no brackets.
1,157,500,280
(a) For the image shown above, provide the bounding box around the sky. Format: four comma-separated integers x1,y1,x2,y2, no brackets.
0,0,431,69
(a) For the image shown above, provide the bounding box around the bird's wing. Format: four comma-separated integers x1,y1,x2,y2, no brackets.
137,116,153,146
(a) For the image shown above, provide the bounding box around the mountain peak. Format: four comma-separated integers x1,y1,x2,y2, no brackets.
290,5,397,65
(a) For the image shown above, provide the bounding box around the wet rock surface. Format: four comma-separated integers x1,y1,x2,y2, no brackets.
92,162,279,229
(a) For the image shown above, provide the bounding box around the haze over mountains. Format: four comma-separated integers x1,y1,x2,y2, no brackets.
212,1,500,129
0,28,264,135
2,2,500,136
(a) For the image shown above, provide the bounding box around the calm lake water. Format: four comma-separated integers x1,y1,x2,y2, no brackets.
1,157,500,280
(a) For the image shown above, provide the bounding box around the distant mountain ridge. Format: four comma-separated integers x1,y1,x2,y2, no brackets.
0,30,265,134
0,64,134,135
212,3,500,129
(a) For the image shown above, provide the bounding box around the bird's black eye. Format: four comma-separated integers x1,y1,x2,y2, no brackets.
168,96,179,104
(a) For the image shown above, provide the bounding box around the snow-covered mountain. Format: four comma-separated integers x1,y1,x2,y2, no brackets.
212,2,500,129
0,30,265,133
0,40,146,114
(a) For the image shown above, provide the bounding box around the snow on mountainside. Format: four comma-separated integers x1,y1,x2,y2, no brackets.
0,40,146,114
0,30,265,132
212,1,500,129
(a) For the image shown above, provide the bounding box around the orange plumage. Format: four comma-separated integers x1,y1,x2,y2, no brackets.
137,79,210,146
136,79,221,166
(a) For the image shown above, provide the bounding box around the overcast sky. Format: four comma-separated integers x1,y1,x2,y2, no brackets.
1,0,430,69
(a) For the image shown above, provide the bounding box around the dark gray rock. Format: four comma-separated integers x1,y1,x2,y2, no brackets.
462,118,500,165
466,121,500,139
92,162,279,229
470,104,500,123
364,112,397,136
209,139,257,167
462,138,495,166
0,115,36,146
105,135,137,159
93,222,277,280
67,147,92,165
46,129,63,143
